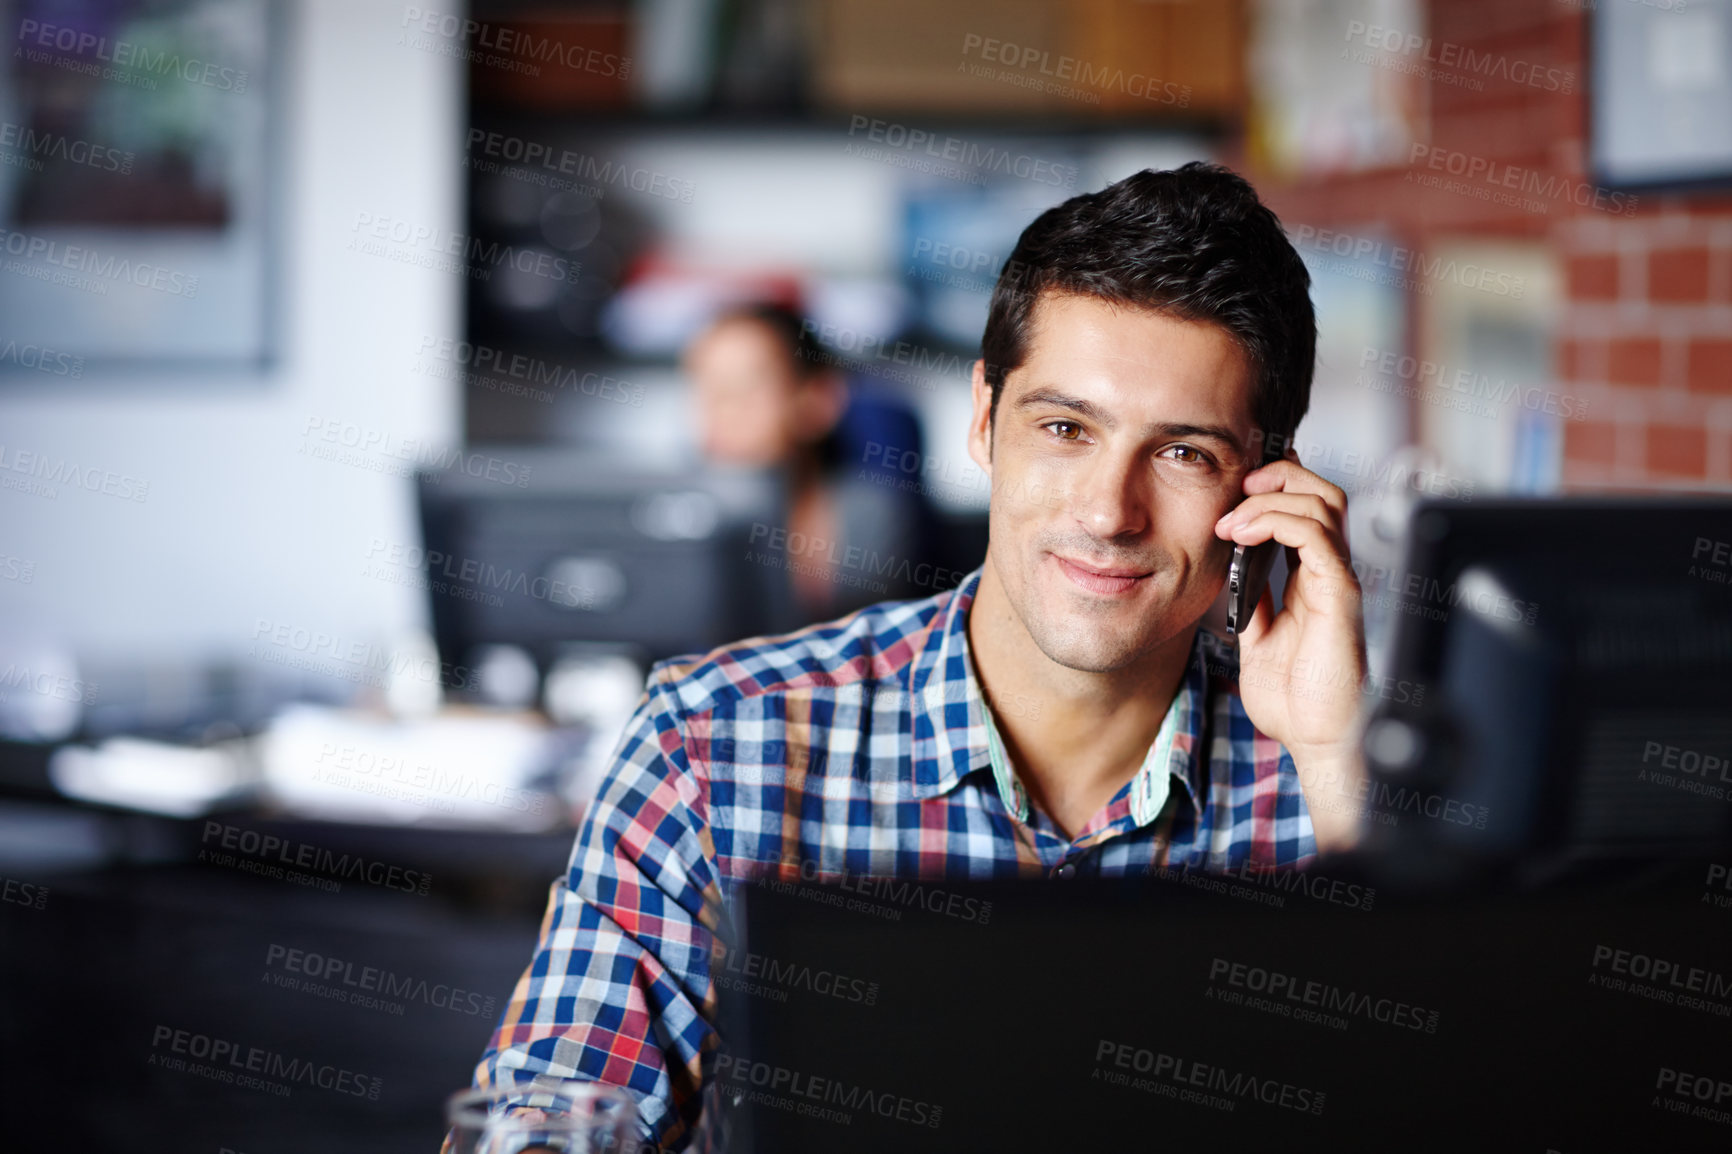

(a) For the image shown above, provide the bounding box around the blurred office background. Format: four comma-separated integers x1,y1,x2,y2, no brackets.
0,0,1729,1149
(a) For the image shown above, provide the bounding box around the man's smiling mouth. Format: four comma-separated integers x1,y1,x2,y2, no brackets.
1051,554,1154,595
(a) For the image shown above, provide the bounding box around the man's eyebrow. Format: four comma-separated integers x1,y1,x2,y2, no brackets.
1013,388,1114,428
1013,388,1246,456
1151,423,1246,456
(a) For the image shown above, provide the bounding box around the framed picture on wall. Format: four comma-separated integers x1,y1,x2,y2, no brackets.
0,0,278,371
1591,0,1732,190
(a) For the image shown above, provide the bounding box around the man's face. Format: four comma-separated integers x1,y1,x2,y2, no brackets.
967,291,1260,674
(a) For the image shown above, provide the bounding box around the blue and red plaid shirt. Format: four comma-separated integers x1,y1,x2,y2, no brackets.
472,566,1316,1147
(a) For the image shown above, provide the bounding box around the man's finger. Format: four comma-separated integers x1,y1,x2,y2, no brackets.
1222,510,1351,579
1216,490,1343,540
1242,457,1349,522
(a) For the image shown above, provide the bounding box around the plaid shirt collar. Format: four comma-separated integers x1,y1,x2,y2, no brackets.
906,567,1211,827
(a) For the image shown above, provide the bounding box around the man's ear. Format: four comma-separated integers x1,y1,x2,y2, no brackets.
966,359,994,475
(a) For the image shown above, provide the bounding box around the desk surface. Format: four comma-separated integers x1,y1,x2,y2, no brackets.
0,790,579,1154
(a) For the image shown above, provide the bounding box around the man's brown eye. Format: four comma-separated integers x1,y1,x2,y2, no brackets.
1046,422,1081,440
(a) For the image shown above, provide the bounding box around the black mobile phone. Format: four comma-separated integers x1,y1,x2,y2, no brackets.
1224,436,1287,636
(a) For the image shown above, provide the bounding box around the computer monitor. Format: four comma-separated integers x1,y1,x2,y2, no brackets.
1356,496,1732,872
716,864,1728,1153
415,449,792,681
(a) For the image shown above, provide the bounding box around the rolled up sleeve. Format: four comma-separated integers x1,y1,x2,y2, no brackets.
471,666,724,1149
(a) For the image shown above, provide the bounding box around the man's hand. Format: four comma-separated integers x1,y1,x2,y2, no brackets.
1214,449,1369,853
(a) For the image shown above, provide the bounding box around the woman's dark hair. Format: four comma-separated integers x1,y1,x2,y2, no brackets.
981,162,1315,445
712,301,830,381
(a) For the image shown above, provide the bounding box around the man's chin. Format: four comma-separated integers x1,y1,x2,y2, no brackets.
1023,585,1213,674
1025,616,1167,675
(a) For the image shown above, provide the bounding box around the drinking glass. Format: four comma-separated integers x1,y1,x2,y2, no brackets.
445,1078,638,1154
685,1070,737,1154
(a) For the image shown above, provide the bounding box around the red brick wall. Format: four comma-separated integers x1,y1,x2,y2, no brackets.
1234,0,1732,491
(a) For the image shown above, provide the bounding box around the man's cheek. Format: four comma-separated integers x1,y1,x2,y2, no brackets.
997,458,1071,515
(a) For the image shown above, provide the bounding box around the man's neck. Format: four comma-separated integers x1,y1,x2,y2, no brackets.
966,558,1198,840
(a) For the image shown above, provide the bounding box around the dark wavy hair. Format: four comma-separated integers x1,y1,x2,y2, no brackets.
981,162,1315,446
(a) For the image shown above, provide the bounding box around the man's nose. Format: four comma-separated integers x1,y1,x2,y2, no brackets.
1069,451,1149,539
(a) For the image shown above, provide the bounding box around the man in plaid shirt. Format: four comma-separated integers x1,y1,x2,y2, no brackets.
468,163,1369,1148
